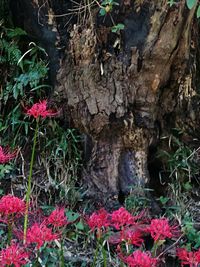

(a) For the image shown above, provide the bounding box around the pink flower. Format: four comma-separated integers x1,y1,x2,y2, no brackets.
146,218,174,241
124,250,157,267
0,146,17,164
120,229,144,247
177,248,200,267
26,223,58,249
26,100,58,119
47,208,68,227
110,207,137,230
87,208,110,232
0,243,29,267
0,195,25,216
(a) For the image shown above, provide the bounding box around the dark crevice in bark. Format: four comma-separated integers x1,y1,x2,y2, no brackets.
148,147,165,198
122,2,151,61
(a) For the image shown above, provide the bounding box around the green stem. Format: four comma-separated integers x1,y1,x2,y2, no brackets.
34,250,40,267
23,119,39,243
92,238,100,267
7,215,13,245
60,239,65,267
151,241,158,257
102,245,107,267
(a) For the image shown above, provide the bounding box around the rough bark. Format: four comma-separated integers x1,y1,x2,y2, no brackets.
10,0,199,205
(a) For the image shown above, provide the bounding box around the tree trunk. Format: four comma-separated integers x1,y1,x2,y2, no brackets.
10,0,199,205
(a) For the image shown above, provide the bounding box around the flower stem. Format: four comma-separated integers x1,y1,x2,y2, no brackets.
151,241,159,257
7,215,13,245
60,238,65,267
23,119,39,243
152,239,165,257
92,238,100,267
102,245,107,267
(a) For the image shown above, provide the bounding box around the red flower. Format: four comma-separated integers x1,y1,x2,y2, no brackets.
47,207,68,227
147,218,174,241
111,207,137,230
26,223,58,249
177,248,200,267
124,250,157,267
26,100,58,119
87,208,110,231
120,229,144,247
0,243,29,267
0,146,17,164
0,195,25,216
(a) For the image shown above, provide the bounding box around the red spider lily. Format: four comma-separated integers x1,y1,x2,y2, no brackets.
0,243,29,267
47,207,68,227
120,229,144,247
87,208,110,231
110,207,139,230
146,218,176,241
124,250,158,267
26,100,58,119
26,223,58,249
177,248,200,267
109,225,146,245
0,195,25,216
0,146,17,164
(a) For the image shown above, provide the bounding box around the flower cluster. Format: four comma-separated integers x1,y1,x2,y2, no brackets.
87,207,142,232
0,146,17,164
87,207,182,266
0,243,29,267
0,195,25,217
120,229,144,247
26,223,58,249
177,248,200,267
0,195,69,265
0,197,194,267
111,207,138,230
47,207,68,228
26,100,58,119
124,250,157,267
146,218,174,241
87,208,110,231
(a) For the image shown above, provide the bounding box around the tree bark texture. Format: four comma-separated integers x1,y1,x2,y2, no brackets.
10,0,199,204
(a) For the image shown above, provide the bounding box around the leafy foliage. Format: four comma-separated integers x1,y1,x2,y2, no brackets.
182,216,200,250
97,0,125,34
0,22,82,208
39,121,82,207
111,23,125,33
159,132,199,191
157,130,200,224
0,25,49,147
99,0,119,16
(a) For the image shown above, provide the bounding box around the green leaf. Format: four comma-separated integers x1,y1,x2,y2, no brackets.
183,181,192,191
159,196,169,205
99,8,106,16
197,5,200,17
168,0,174,7
66,210,79,222
75,220,85,230
7,28,27,38
194,237,200,249
111,23,125,33
186,0,196,9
